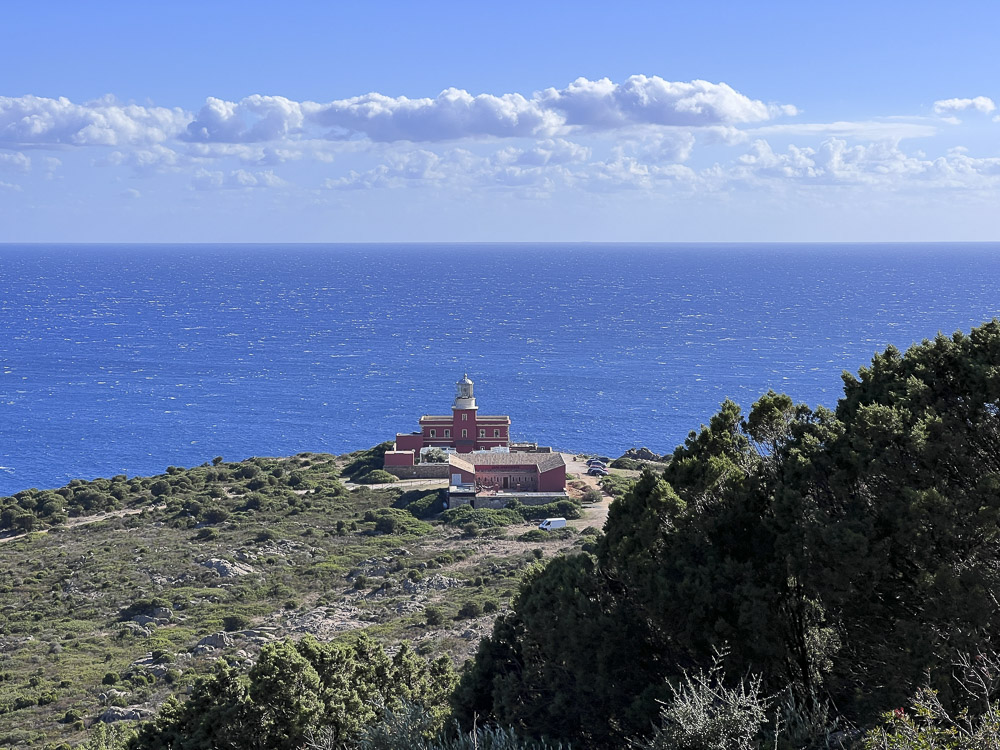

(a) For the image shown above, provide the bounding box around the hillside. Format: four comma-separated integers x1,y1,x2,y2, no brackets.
0,449,611,749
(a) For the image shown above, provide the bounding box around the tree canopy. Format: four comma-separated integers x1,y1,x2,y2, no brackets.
456,320,1000,747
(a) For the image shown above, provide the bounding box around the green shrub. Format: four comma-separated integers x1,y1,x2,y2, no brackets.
341,442,395,479
223,615,250,632
610,457,641,470
425,606,444,626
364,508,433,536
599,473,636,501
441,506,522,528
505,499,582,521
395,489,446,519
355,469,399,485
457,601,483,619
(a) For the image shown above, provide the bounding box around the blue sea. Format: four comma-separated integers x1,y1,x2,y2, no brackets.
2,243,1000,495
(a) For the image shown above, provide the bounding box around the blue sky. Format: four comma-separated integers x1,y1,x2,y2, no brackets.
2,1,999,242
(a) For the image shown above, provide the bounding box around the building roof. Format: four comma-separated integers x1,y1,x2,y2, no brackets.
419,414,510,422
449,452,566,473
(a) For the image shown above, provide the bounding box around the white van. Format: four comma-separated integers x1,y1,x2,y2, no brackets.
538,517,567,531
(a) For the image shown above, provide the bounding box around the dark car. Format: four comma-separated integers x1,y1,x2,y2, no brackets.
587,467,609,477
586,459,607,468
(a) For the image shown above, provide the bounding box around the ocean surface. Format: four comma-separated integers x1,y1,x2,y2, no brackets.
2,243,1000,495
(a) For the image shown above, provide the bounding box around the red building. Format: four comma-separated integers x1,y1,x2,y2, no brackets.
448,452,567,494
384,375,511,467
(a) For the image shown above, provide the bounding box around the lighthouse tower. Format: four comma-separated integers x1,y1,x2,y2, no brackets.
453,373,477,411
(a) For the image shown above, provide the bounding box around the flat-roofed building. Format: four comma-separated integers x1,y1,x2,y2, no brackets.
447,451,567,507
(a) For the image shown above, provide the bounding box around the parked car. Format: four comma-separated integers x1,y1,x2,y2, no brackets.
586,459,607,468
587,467,609,477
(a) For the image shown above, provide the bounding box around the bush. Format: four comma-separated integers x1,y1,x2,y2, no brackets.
610,457,641,470
365,508,433,536
581,487,603,504
150,480,170,497
395,489,446,519
634,659,770,750
342,442,395,479
223,615,250,632
518,528,573,542
457,602,483,620
506,499,582,521
202,507,230,524
441,506,522,528
355,470,399,485
425,606,444,626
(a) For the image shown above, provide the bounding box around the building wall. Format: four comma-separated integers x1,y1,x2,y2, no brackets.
538,466,567,492
395,434,424,452
474,465,539,491
384,451,415,467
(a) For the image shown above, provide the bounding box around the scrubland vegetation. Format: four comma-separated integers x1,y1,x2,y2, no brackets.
7,320,1000,750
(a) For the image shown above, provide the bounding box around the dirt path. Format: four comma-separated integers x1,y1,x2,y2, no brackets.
561,453,612,529
0,505,158,545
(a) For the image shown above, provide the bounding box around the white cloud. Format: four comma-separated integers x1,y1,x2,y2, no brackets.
0,95,188,147
0,78,796,161
308,76,794,143
184,141,338,165
183,96,306,143
0,151,30,172
0,180,21,191
324,149,448,190
99,144,181,175
120,188,141,199
933,96,996,116
493,138,591,167
312,88,560,142
614,130,697,163
730,137,1000,189
538,75,794,130
192,168,287,190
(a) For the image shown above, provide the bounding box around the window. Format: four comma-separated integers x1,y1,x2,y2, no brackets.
430,429,436,438
444,429,450,437
479,429,485,438
494,429,500,437
462,413,468,421
462,429,467,438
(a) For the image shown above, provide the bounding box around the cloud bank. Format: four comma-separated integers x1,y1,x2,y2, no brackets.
1,77,998,204
0,76,796,151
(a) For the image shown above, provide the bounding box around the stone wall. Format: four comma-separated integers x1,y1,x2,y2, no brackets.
383,464,450,480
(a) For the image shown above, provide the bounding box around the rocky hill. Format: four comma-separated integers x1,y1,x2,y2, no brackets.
0,448,608,748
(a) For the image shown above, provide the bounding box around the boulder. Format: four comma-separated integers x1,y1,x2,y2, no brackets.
201,558,255,577
622,447,665,463
197,632,231,649
100,706,154,723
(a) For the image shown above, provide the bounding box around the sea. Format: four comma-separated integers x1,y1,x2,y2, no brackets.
2,243,999,496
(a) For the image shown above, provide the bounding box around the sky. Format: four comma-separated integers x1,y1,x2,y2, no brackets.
2,1,999,242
